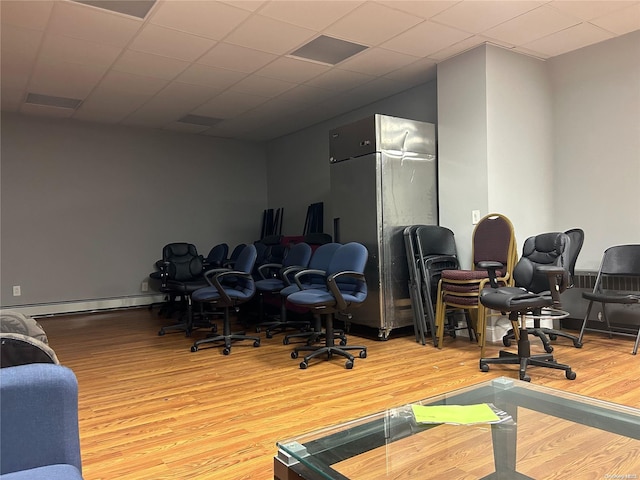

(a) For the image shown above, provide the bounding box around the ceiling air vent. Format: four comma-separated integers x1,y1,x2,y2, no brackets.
25,93,83,109
290,35,368,65
72,0,156,19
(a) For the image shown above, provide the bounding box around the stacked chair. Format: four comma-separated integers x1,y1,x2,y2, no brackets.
255,242,313,337
478,231,578,381
286,242,369,369
202,243,229,270
190,245,261,355
404,225,459,346
435,213,518,356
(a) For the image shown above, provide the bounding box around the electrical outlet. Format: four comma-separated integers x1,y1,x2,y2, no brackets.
141,281,149,292
12,285,21,296
472,210,481,225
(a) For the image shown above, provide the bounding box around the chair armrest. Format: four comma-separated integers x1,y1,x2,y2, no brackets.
210,270,253,304
281,265,305,286
477,261,504,288
537,265,569,303
327,270,367,311
293,269,327,290
0,364,82,475
258,263,283,280
203,267,231,286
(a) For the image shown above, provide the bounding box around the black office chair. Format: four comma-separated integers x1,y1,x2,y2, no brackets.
578,244,640,355
255,242,313,337
286,242,368,369
157,243,209,336
501,228,584,352
190,244,260,355
478,231,577,381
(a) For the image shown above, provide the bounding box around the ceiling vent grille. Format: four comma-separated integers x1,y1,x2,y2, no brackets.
72,0,156,19
289,35,368,65
25,93,83,109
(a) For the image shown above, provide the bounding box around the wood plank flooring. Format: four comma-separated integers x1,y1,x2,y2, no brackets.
37,307,639,480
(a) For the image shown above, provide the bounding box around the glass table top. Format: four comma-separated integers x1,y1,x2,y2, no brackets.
276,377,640,480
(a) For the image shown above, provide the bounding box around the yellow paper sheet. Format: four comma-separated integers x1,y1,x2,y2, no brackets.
411,403,500,425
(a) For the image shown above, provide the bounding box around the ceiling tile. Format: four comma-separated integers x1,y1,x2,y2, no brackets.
120,101,195,128
197,43,278,73
74,91,151,123
267,83,335,106
192,90,270,118
0,0,54,30
383,58,437,86
229,75,297,97
324,2,423,46
223,14,316,55
39,33,122,68
258,0,363,30
305,67,374,91
93,70,168,95
426,35,491,62
154,81,221,107
1,25,43,90
377,1,457,20
47,0,142,47
149,0,251,40
29,58,108,98
431,1,544,34
112,50,190,80
524,22,615,57
163,122,210,134
381,20,473,57
220,0,266,13
128,24,217,61
338,47,420,76
1,87,24,111
256,56,331,83
483,4,581,46
589,3,640,35
176,63,247,89
550,1,637,21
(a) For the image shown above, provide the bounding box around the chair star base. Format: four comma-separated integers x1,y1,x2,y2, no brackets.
480,328,576,382
291,344,367,369
191,332,260,355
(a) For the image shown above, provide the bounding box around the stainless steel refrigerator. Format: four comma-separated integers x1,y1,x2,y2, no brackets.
329,114,438,339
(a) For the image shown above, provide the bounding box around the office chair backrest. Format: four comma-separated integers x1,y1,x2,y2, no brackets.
513,232,570,294
326,242,368,299
564,228,584,286
162,243,203,281
205,243,229,268
415,225,457,257
283,242,312,269
226,243,246,266
229,244,258,295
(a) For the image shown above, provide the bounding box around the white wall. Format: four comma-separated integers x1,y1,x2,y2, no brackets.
549,30,640,270
0,113,268,310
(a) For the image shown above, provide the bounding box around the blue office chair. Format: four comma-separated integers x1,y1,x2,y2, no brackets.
280,242,342,345
255,242,313,337
190,244,260,355
202,242,229,270
286,242,368,369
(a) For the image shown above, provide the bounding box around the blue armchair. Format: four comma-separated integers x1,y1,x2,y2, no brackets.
0,363,83,479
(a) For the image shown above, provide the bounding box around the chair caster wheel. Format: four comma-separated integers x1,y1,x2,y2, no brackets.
549,334,558,340
158,330,165,336
544,345,554,353
283,338,290,345
503,338,511,347
291,351,299,359
255,327,261,333
266,332,273,339
480,362,489,372
345,361,354,369
573,340,583,348
359,350,367,359
566,370,577,380
223,348,231,355
340,339,347,346
253,341,260,347
299,361,308,369
190,345,198,352
521,375,531,382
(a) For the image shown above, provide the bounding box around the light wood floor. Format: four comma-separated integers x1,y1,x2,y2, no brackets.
38,307,639,480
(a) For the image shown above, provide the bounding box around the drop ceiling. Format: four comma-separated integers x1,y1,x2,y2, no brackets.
1,0,638,142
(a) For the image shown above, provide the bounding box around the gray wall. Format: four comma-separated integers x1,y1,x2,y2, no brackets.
265,80,438,235
0,113,267,309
